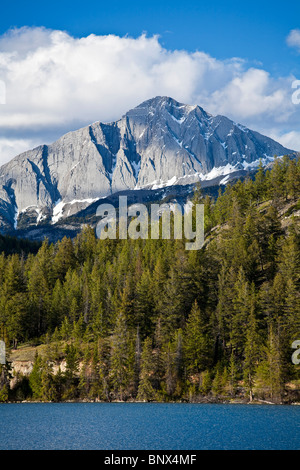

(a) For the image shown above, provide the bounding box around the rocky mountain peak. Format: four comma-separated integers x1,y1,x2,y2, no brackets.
0,96,295,232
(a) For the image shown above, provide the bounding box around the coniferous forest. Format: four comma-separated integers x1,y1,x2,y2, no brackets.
0,156,300,403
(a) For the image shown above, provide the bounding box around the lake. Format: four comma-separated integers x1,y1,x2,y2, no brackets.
0,402,299,450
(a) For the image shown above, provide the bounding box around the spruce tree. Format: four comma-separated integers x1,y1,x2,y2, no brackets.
243,285,261,401
183,300,212,375
137,337,157,401
109,311,131,400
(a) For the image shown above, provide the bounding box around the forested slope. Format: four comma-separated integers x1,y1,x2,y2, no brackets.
1,156,300,403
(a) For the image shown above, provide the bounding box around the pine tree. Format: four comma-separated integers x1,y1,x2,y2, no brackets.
267,324,285,402
60,316,71,341
137,336,157,401
174,328,184,385
214,264,237,357
27,258,50,336
231,268,251,360
89,337,110,400
40,360,56,401
211,365,224,397
34,239,55,287
116,275,135,329
49,279,66,331
79,348,92,398
5,293,28,348
133,326,142,395
268,157,285,203
199,370,212,395
163,340,177,397
4,254,25,297
53,237,76,281
183,300,212,375
152,317,165,390
285,159,299,200
63,343,79,399
253,159,266,203
243,285,261,401
109,311,131,400
135,269,154,337
228,351,239,396
74,225,97,264
277,227,300,286
29,352,43,399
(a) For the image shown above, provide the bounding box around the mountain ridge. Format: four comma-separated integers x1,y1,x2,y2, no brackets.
0,96,295,232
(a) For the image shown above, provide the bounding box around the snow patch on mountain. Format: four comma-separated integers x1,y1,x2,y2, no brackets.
52,198,99,224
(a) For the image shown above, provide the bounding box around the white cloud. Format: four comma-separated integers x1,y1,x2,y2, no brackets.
213,70,289,116
273,131,300,152
0,137,42,164
0,26,299,164
287,29,300,52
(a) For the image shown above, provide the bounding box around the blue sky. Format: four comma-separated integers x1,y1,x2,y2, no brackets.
0,0,299,162
1,0,299,75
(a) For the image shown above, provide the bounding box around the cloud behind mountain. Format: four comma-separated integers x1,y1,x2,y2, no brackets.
0,27,299,164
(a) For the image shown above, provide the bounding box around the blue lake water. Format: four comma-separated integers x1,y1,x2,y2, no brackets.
0,402,299,450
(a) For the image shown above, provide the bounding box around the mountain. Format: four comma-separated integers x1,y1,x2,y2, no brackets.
0,96,295,234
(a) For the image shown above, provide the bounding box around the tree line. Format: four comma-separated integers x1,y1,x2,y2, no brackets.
0,156,300,403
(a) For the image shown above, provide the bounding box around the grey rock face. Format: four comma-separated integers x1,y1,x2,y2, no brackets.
0,96,295,230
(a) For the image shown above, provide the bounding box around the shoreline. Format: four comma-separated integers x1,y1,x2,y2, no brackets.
3,398,300,405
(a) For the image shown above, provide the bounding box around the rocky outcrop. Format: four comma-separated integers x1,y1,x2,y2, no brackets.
0,96,295,231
